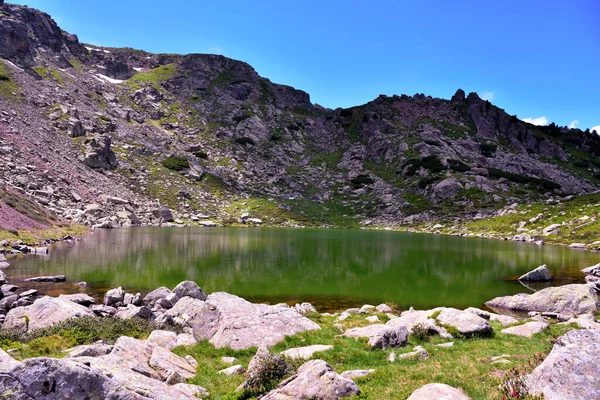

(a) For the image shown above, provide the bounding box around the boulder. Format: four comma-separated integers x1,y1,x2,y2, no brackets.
143,286,171,306
103,286,125,307
0,348,21,372
518,265,552,281
485,284,599,318
148,345,197,383
58,293,96,306
64,342,113,358
262,359,361,400
280,345,334,360
153,207,174,222
435,308,492,336
114,304,154,320
376,303,393,313
526,329,600,400
294,302,317,315
463,307,519,326
433,178,463,200
190,292,320,350
147,330,178,350
3,296,94,332
387,308,452,338
219,365,246,376
238,346,288,393
340,369,375,380
501,321,549,338
582,263,600,277
80,135,117,170
22,274,66,282
343,323,408,350
407,383,471,399
163,280,207,308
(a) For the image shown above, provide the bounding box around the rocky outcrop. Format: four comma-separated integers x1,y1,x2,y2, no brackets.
518,264,552,281
80,136,117,170
526,329,600,400
189,292,320,350
3,296,94,332
407,383,471,399
485,284,599,318
262,359,361,400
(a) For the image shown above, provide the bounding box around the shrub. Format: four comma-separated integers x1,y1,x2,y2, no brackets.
403,156,446,176
447,159,470,172
480,143,497,157
573,160,590,168
351,174,374,188
411,323,433,341
240,351,289,398
340,109,354,118
499,353,545,399
418,175,440,189
234,137,255,146
193,151,208,159
162,156,190,171
269,129,283,141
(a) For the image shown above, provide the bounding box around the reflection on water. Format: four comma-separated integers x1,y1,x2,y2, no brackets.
7,227,600,312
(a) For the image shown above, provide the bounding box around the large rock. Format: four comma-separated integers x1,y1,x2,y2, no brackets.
64,342,113,358
262,359,361,400
163,280,207,308
343,323,408,350
435,308,492,336
526,329,600,400
485,284,599,318
80,135,117,170
463,307,518,326
433,178,463,200
149,345,197,383
146,330,178,350
518,264,552,281
58,293,96,306
280,345,334,360
387,308,452,338
3,296,94,332
582,263,600,277
143,286,171,306
501,321,549,338
189,292,320,350
407,383,471,399
103,286,125,307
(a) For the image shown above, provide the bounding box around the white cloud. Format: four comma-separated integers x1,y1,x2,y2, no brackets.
523,116,548,126
480,91,494,101
569,120,579,129
592,125,600,134
207,46,224,55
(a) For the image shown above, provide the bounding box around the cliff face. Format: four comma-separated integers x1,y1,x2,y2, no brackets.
1,3,599,229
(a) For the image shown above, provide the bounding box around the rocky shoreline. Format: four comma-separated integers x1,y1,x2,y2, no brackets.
1,262,599,399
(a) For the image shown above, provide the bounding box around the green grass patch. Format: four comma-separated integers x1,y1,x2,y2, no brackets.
0,60,21,100
128,64,177,90
162,156,190,171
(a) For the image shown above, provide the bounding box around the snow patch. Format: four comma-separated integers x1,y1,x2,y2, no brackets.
2,59,24,72
96,74,124,84
133,67,143,72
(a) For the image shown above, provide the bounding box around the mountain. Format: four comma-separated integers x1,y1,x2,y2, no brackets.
1,3,599,231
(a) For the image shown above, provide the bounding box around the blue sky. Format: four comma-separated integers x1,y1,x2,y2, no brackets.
11,0,600,132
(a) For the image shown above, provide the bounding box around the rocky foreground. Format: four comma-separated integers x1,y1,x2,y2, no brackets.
0,264,599,399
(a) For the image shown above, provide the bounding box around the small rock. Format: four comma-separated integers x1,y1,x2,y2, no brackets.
218,365,246,376
407,383,471,400
518,264,552,281
501,321,549,338
280,344,334,360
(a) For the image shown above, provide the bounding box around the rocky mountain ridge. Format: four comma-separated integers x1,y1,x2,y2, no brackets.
1,3,599,231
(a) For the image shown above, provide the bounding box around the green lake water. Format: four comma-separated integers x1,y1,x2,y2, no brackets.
7,227,600,312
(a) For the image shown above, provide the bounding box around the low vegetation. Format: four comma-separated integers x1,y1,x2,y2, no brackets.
162,155,190,171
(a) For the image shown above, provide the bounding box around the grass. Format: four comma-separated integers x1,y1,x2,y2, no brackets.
32,66,64,85
171,313,568,399
0,60,21,100
0,317,173,360
127,64,177,90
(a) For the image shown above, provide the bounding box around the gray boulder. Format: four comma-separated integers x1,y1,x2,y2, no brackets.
64,342,114,358
143,286,171,306
103,286,125,307
163,280,207,308
80,135,117,170
518,264,552,281
435,308,492,336
190,292,320,350
407,383,471,399
58,293,96,306
582,263,600,277
3,296,94,332
433,178,463,200
485,284,599,318
262,359,361,400
22,274,66,282
501,321,549,337
280,344,334,360
526,329,600,400
343,323,408,350
238,346,288,393
387,308,453,338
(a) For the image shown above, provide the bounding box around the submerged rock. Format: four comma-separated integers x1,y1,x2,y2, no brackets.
518,264,552,281
526,329,600,400
22,274,66,282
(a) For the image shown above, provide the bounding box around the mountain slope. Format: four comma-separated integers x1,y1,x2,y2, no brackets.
1,3,599,230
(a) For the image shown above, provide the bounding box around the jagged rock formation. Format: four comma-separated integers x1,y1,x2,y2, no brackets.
1,4,600,229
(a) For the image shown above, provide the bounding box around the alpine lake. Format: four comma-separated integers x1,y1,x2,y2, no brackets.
7,227,600,312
